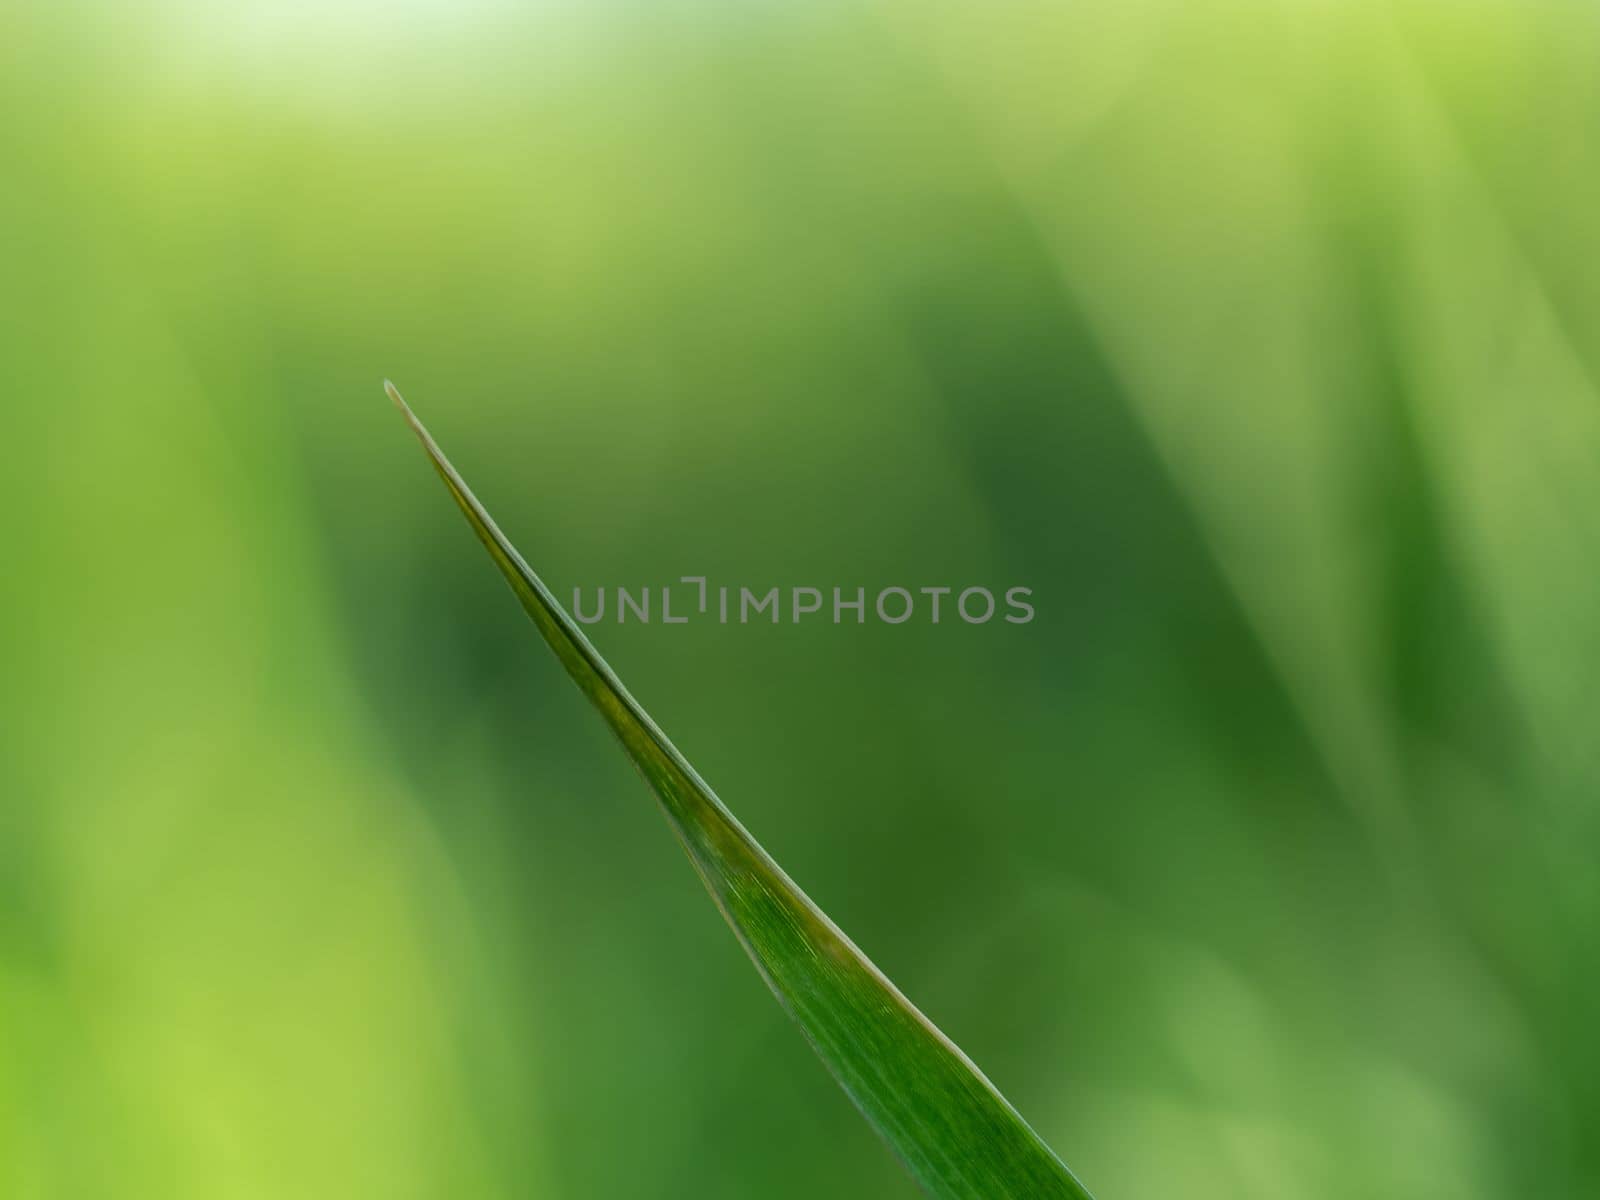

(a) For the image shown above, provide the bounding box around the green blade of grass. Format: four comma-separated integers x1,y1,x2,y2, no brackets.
386,380,1095,1200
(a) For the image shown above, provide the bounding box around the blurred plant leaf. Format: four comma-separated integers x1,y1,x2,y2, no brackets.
387,381,1095,1200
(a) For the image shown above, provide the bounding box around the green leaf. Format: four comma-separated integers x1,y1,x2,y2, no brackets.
386,381,1096,1200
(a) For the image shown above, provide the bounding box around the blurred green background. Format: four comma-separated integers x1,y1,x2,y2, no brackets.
4,0,1599,1196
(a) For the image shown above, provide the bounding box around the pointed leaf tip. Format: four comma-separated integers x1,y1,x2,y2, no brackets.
390,387,1097,1200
